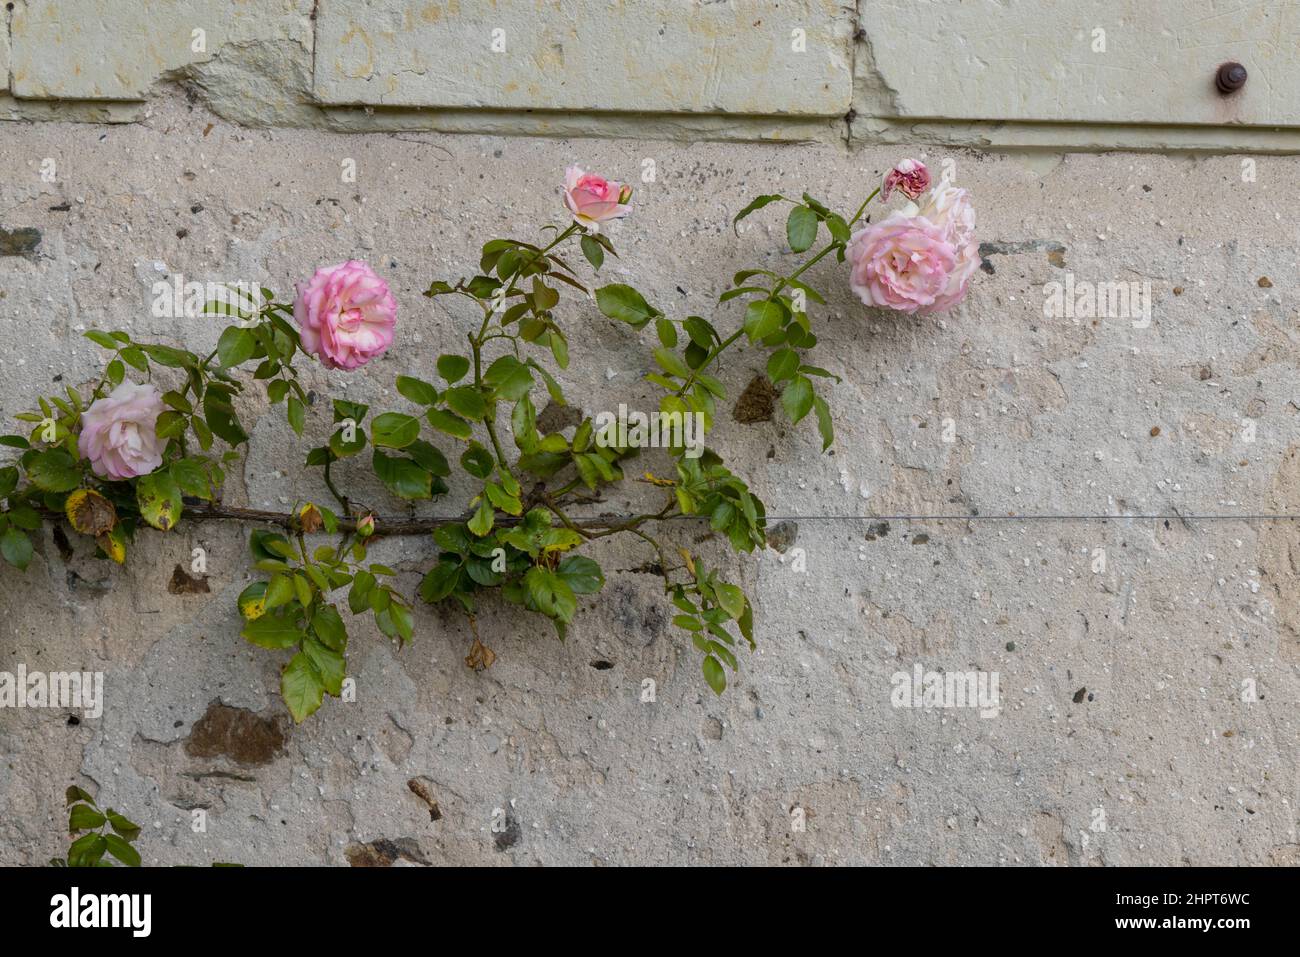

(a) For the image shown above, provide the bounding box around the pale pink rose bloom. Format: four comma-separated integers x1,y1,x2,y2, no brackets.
77,381,167,480
563,166,632,229
914,183,977,249
911,183,980,309
846,212,960,314
293,260,397,370
882,158,931,202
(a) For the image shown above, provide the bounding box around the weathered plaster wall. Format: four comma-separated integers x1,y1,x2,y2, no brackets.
0,89,1297,864
3,1,1300,151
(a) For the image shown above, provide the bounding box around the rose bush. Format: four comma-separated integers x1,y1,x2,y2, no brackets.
0,162,978,722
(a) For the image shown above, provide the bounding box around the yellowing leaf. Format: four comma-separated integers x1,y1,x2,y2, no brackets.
237,582,268,620
66,488,117,536
97,525,127,565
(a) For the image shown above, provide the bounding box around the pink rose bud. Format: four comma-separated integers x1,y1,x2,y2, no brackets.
77,381,167,480
846,208,979,315
882,158,931,202
563,166,632,229
293,260,397,370
356,513,376,538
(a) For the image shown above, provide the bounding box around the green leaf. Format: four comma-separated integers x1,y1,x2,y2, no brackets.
550,332,569,370
103,833,141,867
786,205,819,253
714,582,746,620
436,355,471,384
249,529,292,562
426,409,473,440
67,833,107,867
825,213,851,244
396,375,439,405
120,346,149,372
139,344,192,368
407,439,450,477
292,574,314,610
281,652,325,723
511,394,538,452
372,450,433,500
68,804,106,831
460,443,496,479
702,655,726,695
136,470,183,531
217,326,257,368
813,395,834,452
732,193,785,233
766,348,800,383
653,348,690,379
286,395,306,436
683,316,717,348
105,810,141,841
302,636,345,696
443,387,487,420
390,601,414,643
83,330,119,349
169,458,211,499
265,573,295,609
595,284,657,329
27,449,82,493
310,604,348,652
655,318,678,348
371,412,421,449
523,566,577,623
743,300,783,342
203,393,249,446
241,612,303,649
468,497,495,537
580,234,604,270
0,529,33,571
557,555,604,595
419,560,461,603
483,355,535,402
781,375,814,424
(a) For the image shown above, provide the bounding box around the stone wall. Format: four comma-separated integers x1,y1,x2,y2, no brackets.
0,3,1297,866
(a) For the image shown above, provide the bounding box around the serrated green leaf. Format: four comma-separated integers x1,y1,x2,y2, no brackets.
281,652,324,723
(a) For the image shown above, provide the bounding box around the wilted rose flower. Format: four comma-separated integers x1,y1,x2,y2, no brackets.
846,213,959,314
563,166,632,229
293,260,397,370
298,502,323,534
882,158,931,202
77,381,166,480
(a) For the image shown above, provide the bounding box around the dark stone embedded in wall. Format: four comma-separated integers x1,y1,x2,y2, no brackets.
0,227,41,258
184,701,287,766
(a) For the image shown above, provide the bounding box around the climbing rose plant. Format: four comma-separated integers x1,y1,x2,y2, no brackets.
0,160,977,722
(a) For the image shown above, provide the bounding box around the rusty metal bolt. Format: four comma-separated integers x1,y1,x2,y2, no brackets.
1215,62,1248,94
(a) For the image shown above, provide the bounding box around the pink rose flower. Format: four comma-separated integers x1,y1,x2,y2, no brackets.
847,213,959,314
882,158,931,202
77,381,166,480
563,166,632,229
912,184,980,310
293,260,397,370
